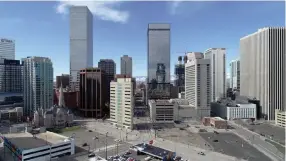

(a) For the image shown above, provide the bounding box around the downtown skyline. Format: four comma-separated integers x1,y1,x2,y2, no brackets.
0,1,284,78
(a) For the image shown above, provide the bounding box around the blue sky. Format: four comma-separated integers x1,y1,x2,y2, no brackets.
0,1,285,79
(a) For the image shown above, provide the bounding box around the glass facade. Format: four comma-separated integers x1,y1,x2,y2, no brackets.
147,24,171,99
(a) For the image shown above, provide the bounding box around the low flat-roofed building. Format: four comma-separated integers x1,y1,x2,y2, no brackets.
211,98,256,120
203,117,227,129
0,107,23,122
275,109,285,127
0,131,75,161
149,99,178,123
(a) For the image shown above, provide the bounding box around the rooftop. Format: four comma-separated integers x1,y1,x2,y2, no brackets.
212,117,225,121
135,143,174,159
215,97,250,107
3,131,70,150
149,99,175,106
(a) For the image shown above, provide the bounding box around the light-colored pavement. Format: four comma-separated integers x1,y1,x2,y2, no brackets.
153,138,244,161
229,121,284,161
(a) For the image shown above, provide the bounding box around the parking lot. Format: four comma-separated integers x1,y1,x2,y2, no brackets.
199,132,272,161
235,120,285,145
157,127,212,150
61,128,130,154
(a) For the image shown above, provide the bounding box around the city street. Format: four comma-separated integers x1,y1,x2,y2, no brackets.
229,122,284,161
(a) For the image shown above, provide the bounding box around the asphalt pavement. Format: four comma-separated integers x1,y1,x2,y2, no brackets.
200,132,271,161
230,122,284,161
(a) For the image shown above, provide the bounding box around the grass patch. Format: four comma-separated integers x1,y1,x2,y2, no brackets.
47,126,81,133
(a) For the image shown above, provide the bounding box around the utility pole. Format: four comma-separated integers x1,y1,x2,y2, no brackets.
105,132,108,159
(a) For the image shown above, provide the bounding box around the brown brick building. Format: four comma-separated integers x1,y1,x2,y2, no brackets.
79,68,107,118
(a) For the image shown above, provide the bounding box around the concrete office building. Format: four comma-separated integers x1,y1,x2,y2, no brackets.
240,27,286,120
185,52,211,119
22,57,53,116
121,55,132,77
110,75,134,129
229,59,240,90
56,74,69,89
147,24,171,99
79,68,107,118
0,59,23,93
69,6,93,91
149,99,178,123
275,109,285,127
211,99,256,120
98,59,116,102
204,48,226,101
0,38,15,60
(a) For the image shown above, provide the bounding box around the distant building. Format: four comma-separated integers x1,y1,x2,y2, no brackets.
0,38,15,60
229,59,240,90
275,109,285,127
240,27,286,120
147,24,171,99
0,107,23,122
204,48,226,101
22,57,53,116
211,98,256,120
121,55,132,77
33,84,73,128
0,59,22,93
98,59,116,103
185,52,211,119
110,74,134,129
70,6,93,91
174,56,187,93
79,68,107,118
56,74,69,89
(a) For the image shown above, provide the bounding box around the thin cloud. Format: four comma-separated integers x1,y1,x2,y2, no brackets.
169,1,182,15
0,17,24,24
55,1,129,24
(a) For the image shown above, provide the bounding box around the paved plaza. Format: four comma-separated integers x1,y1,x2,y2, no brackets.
199,132,272,161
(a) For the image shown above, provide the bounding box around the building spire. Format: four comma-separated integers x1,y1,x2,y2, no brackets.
58,81,65,107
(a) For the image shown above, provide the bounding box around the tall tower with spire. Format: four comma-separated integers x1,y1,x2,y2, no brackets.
58,82,65,107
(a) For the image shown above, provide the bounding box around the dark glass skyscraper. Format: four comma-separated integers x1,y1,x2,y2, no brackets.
147,24,170,99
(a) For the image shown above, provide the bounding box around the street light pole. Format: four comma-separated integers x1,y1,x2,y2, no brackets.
105,132,108,159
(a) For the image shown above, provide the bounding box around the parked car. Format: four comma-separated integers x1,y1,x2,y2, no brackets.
88,153,95,158
213,139,218,142
198,152,205,156
82,143,88,147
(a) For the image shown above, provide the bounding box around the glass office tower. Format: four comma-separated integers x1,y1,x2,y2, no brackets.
147,24,170,99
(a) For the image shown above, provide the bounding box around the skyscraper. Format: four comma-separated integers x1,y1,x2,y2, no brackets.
229,59,240,90
22,57,53,116
98,59,116,103
69,6,93,91
147,23,170,99
120,55,132,77
0,38,15,60
204,48,226,101
185,52,211,119
110,74,134,129
0,59,23,93
79,68,107,118
240,27,286,120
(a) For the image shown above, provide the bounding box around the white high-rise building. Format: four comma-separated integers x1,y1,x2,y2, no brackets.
22,57,53,116
69,6,93,91
229,59,240,90
204,48,226,101
110,75,134,129
240,27,286,120
120,55,132,77
185,52,211,119
0,38,15,60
